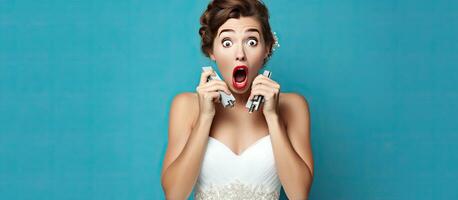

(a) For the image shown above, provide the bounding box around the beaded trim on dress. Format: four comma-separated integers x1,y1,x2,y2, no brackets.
194,179,280,200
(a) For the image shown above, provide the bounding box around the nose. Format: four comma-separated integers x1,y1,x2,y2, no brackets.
235,44,246,61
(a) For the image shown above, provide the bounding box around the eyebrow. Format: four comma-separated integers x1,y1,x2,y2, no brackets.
218,28,261,37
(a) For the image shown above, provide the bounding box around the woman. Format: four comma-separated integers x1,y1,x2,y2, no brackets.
161,0,314,199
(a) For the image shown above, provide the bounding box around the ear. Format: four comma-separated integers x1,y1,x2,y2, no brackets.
264,46,270,59
209,52,216,61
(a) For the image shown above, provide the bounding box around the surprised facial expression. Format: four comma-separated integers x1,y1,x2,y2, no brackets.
210,17,270,94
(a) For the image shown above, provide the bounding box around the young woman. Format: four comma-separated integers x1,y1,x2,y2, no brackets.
161,0,313,199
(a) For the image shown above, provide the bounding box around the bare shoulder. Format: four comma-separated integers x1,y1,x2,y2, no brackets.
161,92,198,178
278,93,314,177
278,93,310,126
170,92,197,111
169,92,199,128
171,92,198,107
280,92,309,107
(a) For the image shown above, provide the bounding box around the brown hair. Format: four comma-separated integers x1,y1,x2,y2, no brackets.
199,0,275,64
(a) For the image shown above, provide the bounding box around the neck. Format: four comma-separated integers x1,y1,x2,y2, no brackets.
215,90,264,120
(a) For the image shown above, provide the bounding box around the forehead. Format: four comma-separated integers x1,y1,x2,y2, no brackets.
217,17,262,33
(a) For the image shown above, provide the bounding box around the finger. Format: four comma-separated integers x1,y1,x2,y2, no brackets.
252,75,280,89
253,76,280,88
198,79,220,89
201,79,227,88
204,91,220,101
251,83,280,95
249,85,277,100
200,84,231,94
199,69,215,85
248,89,272,101
198,80,231,94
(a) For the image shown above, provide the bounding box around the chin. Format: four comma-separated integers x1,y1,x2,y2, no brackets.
229,80,252,94
230,88,249,94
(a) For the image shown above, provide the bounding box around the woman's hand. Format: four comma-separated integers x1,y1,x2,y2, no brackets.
248,74,281,116
196,68,232,117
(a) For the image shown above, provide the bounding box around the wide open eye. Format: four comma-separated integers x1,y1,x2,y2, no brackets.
222,39,233,47
247,38,258,47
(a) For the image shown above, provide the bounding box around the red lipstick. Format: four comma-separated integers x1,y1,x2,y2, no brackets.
232,65,249,90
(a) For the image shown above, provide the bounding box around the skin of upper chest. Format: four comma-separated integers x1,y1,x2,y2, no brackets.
205,93,292,154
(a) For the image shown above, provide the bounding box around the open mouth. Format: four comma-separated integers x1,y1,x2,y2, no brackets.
232,65,248,90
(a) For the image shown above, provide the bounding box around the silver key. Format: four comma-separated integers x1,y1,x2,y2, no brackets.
202,66,236,108
246,70,272,113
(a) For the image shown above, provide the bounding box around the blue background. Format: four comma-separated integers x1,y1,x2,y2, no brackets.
1,0,457,199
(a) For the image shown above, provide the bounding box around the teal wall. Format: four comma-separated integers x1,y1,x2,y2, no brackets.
1,0,457,199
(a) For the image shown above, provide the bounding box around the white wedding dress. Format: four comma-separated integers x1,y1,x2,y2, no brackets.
193,135,282,200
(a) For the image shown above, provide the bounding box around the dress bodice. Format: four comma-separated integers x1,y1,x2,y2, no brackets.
193,135,281,199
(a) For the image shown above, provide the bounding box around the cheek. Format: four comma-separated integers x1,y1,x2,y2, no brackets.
212,48,234,80
213,45,232,59
246,49,265,68
214,54,232,69
248,54,267,82
213,47,230,64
